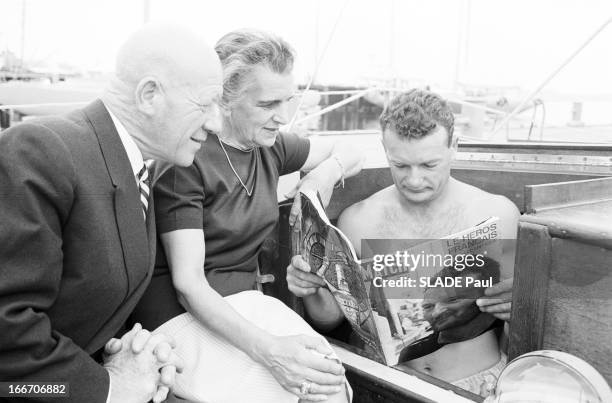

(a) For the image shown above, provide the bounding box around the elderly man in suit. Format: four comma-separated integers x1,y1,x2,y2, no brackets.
0,25,222,403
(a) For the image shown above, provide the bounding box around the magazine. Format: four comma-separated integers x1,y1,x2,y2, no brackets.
291,189,502,365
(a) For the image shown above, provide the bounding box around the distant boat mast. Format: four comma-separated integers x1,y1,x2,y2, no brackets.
453,0,471,91
20,0,26,72
143,0,151,24
388,0,395,85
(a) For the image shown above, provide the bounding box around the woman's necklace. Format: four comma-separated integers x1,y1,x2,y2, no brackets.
218,138,255,196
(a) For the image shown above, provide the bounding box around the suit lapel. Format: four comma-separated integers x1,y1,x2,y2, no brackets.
146,196,157,270
83,100,150,294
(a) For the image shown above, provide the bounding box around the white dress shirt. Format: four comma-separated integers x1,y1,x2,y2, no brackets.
103,104,147,403
107,107,145,181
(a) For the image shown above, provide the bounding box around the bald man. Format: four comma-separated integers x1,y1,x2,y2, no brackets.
0,25,222,403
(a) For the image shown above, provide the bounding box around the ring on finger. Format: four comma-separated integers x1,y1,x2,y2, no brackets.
300,380,312,395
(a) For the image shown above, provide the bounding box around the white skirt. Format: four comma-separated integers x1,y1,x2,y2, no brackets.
154,290,349,403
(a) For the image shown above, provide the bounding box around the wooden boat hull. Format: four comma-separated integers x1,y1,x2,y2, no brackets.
260,141,612,402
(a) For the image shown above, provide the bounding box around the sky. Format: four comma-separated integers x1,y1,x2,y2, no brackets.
1,0,612,97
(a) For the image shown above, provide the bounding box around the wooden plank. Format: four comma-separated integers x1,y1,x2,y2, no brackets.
541,238,612,385
521,201,612,249
325,135,612,175
332,343,479,403
329,339,483,402
452,170,604,214
458,142,612,155
525,176,612,213
508,221,552,360
326,167,603,220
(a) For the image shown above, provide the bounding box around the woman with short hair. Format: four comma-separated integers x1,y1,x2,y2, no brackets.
147,29,361,402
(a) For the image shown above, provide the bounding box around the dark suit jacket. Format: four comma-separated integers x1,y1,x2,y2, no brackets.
0,100,156,402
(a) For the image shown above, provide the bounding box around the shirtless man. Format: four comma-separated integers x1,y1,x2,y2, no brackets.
287,89,519,397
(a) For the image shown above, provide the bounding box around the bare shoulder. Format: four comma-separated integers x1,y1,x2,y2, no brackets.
338,191,378,233
459,181,520,237
338,186,392,226
488,194,520,239
337,186,393,253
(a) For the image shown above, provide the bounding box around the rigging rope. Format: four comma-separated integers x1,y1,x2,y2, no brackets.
285,0,350,133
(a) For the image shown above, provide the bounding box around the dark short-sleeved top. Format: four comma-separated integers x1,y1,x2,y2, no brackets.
154,132,310,296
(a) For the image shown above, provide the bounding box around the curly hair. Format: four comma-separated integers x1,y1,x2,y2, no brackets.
379,89,454,146
214,29,295,109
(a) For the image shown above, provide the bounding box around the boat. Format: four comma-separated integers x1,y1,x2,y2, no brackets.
1,2,611,400
260,138,612,402
2,63,611,403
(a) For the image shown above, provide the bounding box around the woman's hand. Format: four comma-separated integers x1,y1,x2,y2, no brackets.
257,334,346,401
286,160,340,227
287,137,364,227
287,255,326,297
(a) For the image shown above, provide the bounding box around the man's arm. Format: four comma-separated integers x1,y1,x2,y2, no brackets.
0,125,176,403
287,203,365,330
0,125,111,402
476,195,520,321
286,256,345,331
284,136,364,327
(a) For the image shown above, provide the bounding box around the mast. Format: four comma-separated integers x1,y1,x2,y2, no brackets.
20,0,26,72
454,0,471,91
313,0,320,86
143,0,151,24
388,0,396,88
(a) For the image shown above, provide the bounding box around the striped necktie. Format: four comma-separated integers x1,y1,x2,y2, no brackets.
136,161,151,220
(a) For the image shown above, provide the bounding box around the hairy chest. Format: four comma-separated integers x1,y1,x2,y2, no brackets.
373,203,472,239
